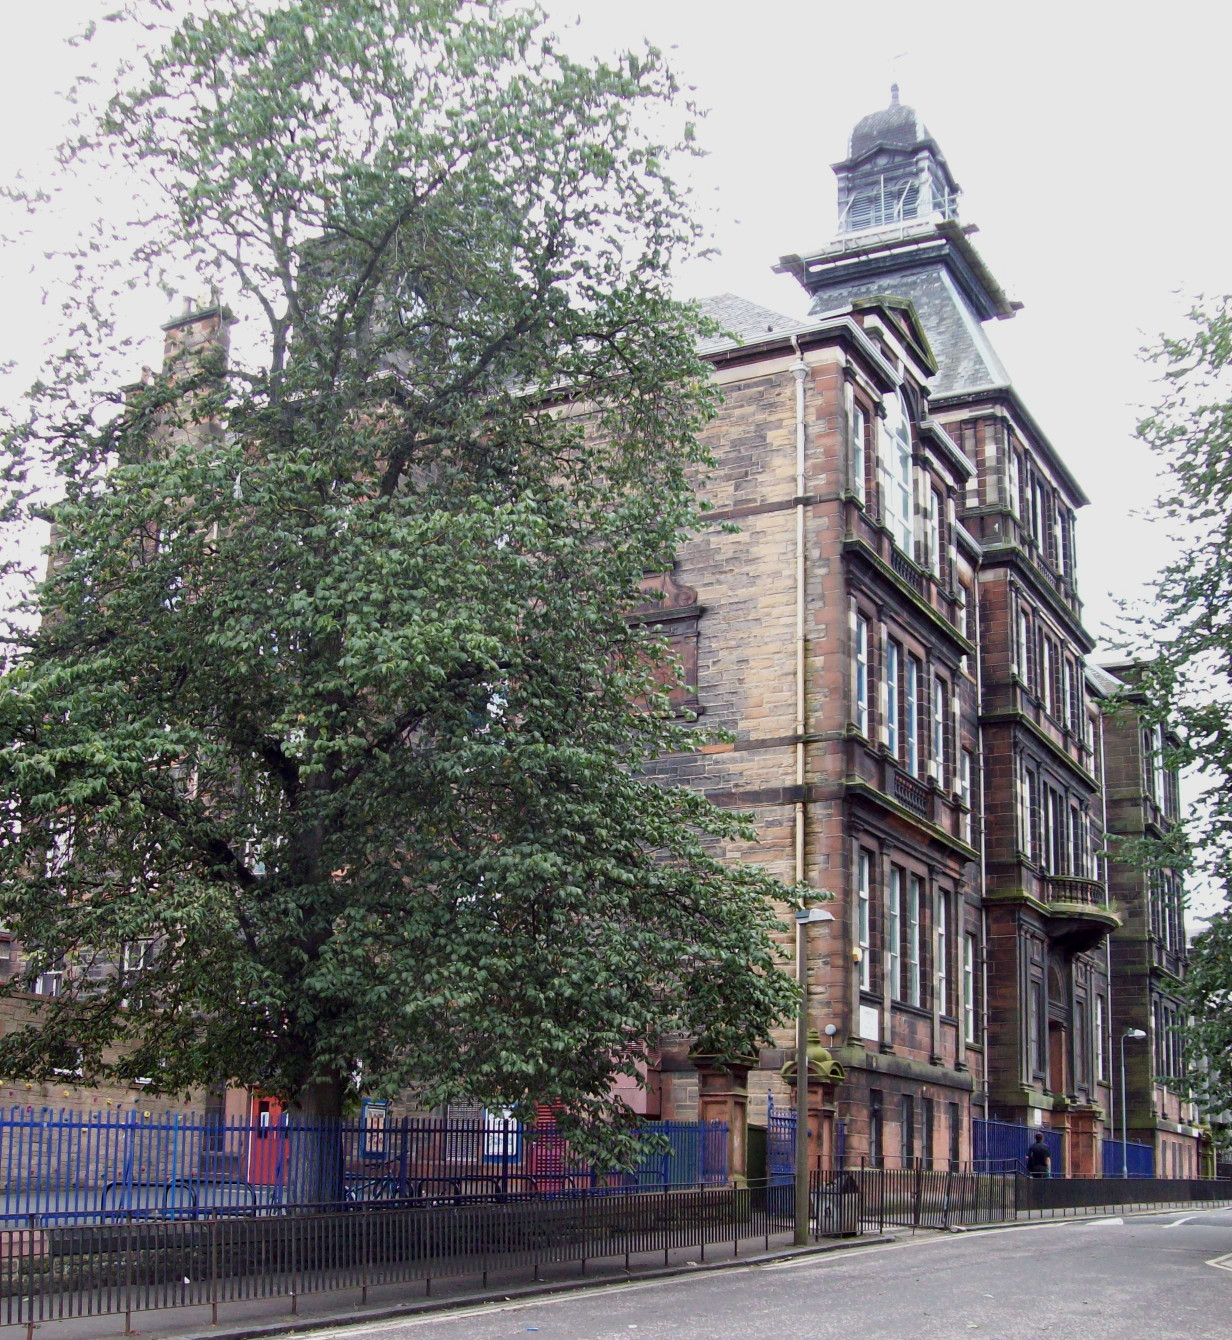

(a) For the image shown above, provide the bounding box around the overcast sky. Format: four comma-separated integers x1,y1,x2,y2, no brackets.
4,1,1227,647
2,3,1227,918
542,0,1232,653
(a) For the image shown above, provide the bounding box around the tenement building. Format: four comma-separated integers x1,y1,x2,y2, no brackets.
1096,662,1202,1176
642,89,1202,1178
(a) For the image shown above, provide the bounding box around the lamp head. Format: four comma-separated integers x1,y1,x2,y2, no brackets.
1123,1028,1147,1040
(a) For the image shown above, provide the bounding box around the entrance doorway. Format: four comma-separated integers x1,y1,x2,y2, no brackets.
247,1094,286,1186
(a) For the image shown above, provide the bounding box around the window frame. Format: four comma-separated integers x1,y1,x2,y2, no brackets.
1095,995,1108,1083
901,872,922,1008
932,674,948,786
854,613,870,736
928,487,943,576
888,865,902,1003
1029,979,1046,1079
937,888,950,1017
857,849,873,992
850,401,868,505
1015,607,1030,684
905,655,921,777
963,933,978,1045
881,391,914,555
886,638,901,758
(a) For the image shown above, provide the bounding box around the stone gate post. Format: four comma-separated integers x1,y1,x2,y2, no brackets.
691,1056,752,1183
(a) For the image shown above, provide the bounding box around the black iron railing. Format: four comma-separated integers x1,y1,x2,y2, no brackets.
825,1167,1017,1231
0,1182,803,1331
1017,1177,1232,1218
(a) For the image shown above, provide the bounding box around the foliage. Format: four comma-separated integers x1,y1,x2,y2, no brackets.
0,0,797,1136
1131,296,1232,1113
1179,909,1232,1138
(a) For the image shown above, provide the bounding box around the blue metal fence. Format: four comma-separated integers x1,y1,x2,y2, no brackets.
0,1108,727,1225
1102,1136,1154,1178
632,1119,727,1187
973,1117,1064,1176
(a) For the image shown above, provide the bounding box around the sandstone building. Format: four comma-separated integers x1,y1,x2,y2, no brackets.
1096,662,1201,1175
0,91,1201,1179
640,89,1202,1178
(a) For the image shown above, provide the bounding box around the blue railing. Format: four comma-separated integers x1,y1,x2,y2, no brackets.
1102,1137,1154,1178
973,1117,1064,1176
0,1107,727,1225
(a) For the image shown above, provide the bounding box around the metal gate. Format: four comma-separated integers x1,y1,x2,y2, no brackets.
767,1093,795,1184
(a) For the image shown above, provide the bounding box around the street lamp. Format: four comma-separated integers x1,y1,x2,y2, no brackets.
1120,1028,1147,1178
795,906,834,1245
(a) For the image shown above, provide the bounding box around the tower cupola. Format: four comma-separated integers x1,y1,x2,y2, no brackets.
835,86,960,238
775,90,1020,397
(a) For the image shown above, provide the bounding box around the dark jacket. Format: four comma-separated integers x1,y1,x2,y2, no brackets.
1025,1141,1051,1173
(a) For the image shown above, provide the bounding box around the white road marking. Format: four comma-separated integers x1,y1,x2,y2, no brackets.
1166,1215,1196,1229
1206,1252,1232,1273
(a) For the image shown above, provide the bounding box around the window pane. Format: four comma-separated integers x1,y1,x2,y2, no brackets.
855,615,869,734
851,405,867,503
858,850,872,991
907,874,922,1006
906,658,920,776
888,866,902,1002
886,640,900,756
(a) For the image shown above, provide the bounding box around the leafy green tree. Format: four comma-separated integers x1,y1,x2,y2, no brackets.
1131,296,1232,1126
0,0,796,1143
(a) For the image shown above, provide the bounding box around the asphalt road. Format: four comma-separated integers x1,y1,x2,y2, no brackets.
297,1207,1232,1340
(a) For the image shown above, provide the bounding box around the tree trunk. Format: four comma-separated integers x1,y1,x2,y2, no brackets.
285,1075,347,1208
289,1077,346,1123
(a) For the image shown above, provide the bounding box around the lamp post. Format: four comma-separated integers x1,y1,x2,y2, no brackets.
1120,1028,1147,1178
795,906,834,1246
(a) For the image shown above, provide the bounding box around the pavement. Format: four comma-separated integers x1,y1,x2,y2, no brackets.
17,1205,1232,1340
15,1229,881,1340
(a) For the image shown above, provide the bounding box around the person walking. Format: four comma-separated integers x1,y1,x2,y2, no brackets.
1025,1133,1052,1178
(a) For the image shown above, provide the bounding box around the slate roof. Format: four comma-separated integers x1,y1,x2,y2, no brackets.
807,264,1009,399
694,293,811,355
847,91,932,161
1086,663,1125,698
